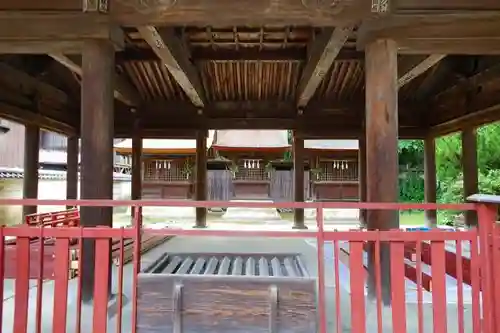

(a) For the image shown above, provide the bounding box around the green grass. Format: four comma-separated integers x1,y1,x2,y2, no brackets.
399,211,426,226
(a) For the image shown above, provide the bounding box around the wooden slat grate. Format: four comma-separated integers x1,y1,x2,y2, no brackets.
142,252,310,277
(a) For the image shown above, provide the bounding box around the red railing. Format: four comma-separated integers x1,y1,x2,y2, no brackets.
0,198,498,333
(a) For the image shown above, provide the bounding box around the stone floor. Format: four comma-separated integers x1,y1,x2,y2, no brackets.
2,234,473,332
221,200,282,221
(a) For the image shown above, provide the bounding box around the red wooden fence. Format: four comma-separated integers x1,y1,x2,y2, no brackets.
0,198,497,333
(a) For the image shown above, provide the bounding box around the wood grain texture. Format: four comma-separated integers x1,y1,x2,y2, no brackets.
137,274,316,333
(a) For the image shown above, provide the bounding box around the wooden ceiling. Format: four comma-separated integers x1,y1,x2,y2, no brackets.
0,0,500,138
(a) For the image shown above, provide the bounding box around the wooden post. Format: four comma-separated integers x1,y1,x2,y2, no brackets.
309,157,317,200
365,39,399,305
462,127,478,227
358,131,367,228
131,119,142,217
66,135,79,209
293,132,306,229
22,124,39,219
424,135,437,227
80,39,115,302
195,130,207,228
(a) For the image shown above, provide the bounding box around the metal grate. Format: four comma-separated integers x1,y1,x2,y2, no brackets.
142,252,310,277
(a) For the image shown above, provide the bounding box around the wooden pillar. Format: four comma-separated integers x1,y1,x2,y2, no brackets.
309,157,317,200
462,127,478,227
80,39,115,302
22,124,39,219
293,132,306,229
195,130,207,228
358,132,367,227
66,135,79,209
365,39,399,305
424,135,437,227
131,120,142,217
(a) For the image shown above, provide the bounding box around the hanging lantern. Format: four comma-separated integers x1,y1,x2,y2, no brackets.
167,161,171,169
256,160,260,168
244,160,248,168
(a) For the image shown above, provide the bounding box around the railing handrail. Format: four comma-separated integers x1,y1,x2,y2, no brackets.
0,198,476,210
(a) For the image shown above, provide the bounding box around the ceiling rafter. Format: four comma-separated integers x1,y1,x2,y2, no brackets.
296,26,354,108
138,26,206,108
49,53,140,106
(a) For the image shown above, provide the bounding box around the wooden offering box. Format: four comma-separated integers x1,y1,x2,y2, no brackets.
137,252,317,333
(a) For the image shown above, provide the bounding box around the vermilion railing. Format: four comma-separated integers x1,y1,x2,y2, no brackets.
0,198,497,333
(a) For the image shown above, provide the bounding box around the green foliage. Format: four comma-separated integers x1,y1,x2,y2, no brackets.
435,133,462,180
397,123,500,224
398,140,424,205
398,140,424,168
398,168,424,203
283,130,292,161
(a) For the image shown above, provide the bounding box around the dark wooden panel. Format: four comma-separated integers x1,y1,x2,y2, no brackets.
137,274,316,333
314,182,359,200
233,181,270,199
142,182,193,199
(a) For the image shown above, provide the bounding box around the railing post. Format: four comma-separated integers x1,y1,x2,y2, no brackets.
468,194,499,333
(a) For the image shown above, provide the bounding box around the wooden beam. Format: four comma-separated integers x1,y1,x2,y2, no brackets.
0,62,68,105
428,62,500,135
396,0,500,11
138,26,205,108
434,62,500,101
0,15,124,53
0,1,370,26
49,53,140,106
0,0,81,10
358,14,500,54
398,54,445,88
429,102,500,136
0,101,76,135
114,0,368,26
297,26,354,108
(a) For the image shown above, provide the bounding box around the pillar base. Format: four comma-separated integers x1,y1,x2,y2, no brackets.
193,223,207,229
292,224,308,230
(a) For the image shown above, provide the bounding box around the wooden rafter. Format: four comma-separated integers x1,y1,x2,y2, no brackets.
138,26,205,108
398,54,445,88
49,53,140,106
296,26,354,108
